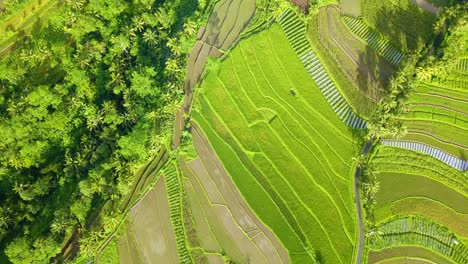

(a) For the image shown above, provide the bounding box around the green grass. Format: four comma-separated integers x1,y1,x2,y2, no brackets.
375,197,468,238
372,146,468,196
317,5,392,103
308,9,376,117
370,216,468,264
194,23,358,264
374,172,468,214
368,246,455,264
98,239,119,264
360,0,437,52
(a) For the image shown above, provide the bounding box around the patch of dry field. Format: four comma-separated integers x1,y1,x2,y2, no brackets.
118,176,178,263
180,122,289,264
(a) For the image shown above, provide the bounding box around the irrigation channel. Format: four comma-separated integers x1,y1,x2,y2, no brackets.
354,137,374,264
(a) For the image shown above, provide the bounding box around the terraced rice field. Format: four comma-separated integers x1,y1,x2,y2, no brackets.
201,0,256,51
342,16,404,66
118,175,179,263
180,124,289,263
0,0,61,56
369,145,468,263
193,22,359,264
368,216,468,264
368,246,455,264
360,0,438,52
279,10,367,129
317,5,393,103
401,81,468,158
381,140,468,171
372,146,467,199
375,197,468,238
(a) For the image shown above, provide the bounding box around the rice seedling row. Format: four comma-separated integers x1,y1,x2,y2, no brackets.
165,165,193,263
380,139,467,171
279,10,366,129
370,216,468,264
342,16,404,65
373,146,468,195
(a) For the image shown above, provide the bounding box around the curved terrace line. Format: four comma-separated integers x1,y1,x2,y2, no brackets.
278,9,367,130
381,139,468,171
407,130,468,150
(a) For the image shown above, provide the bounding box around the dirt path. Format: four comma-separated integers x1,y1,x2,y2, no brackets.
409,0,440,14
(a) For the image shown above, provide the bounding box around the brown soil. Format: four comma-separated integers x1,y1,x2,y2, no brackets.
291,0,310,14
189,122,290,264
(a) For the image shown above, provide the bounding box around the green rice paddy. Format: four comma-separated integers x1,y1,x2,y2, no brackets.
193,23,359,264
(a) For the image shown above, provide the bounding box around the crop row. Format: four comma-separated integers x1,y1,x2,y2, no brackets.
165,165,192,264
342,16,403,65
371,216,468,264
278,10,366,129
360,0,437,52
403,119,468,148
456,59,468,73
380,139,468,171
373,146,468,194
432,78,468,91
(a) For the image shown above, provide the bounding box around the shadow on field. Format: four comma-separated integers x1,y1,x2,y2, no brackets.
364,1,432,52
356,40,392,98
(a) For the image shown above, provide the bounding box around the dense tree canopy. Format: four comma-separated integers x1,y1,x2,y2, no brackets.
0,0,209,262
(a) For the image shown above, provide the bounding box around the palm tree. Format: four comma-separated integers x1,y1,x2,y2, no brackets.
352,154,367,169
0,208,10,229
416,66,432,81
367,122,385,139
142,29,158,45
363,180,380,197
132,16,145,33
183,20,197,36
391,121,407,139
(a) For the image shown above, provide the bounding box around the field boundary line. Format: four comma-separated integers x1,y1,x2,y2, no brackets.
410,103,468,116
279,10,367,129
381,139,468,171
407,130,468,150
244,37,353,168
227,55,352,185
192,92,291,264
191,134,275,263
182,173,225,252
375,170,468,199
185,166,249,262
249,118,352,260
192,116,310,256
264,30,355,143
151,186,178,264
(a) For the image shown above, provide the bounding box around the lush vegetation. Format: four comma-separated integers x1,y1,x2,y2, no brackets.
361,0,438,52
1,0,467,263
0,0,212,262
193,22,359,264
308,7,377,117
368,216,468,264
403,4,468,156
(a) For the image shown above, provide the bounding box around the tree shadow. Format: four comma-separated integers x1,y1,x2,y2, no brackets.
364,0,437,52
